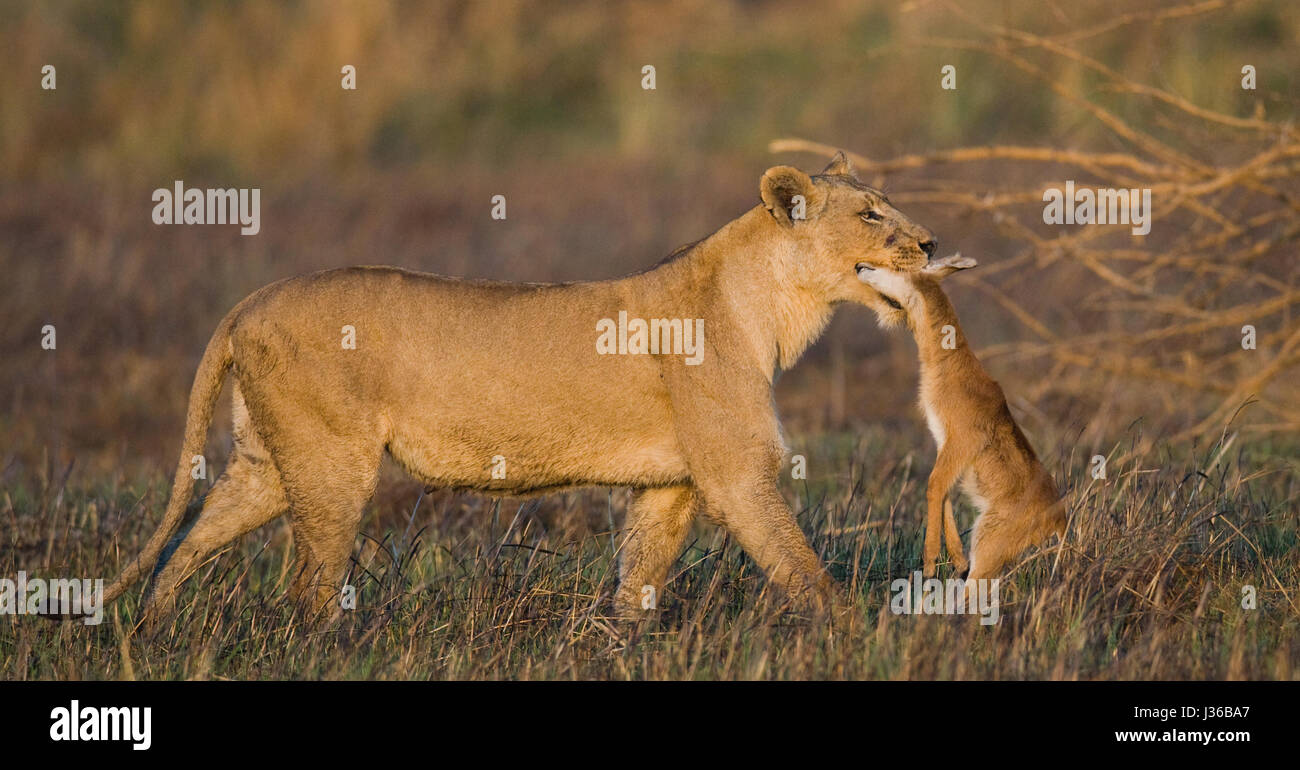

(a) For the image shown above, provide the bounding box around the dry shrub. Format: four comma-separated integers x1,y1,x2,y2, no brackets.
773,1,1299,446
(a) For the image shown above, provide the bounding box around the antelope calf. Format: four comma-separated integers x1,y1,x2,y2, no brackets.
857,255,1065,581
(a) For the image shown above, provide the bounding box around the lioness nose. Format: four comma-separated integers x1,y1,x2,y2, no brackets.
919,240,937,259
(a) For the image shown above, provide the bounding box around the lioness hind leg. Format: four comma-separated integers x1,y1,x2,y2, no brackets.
144,451,288,620
144,386,289,623
280,448,383,618
285,505,371,617
614,485,699,616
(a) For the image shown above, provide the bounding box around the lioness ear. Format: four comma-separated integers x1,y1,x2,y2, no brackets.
922,254,978,279
760,166,818,227
821,150,857,178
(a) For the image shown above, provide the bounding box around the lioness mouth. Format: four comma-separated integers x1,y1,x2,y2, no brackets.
855,263,902,310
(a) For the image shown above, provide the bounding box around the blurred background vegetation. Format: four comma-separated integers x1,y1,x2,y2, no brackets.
1,0,1297,478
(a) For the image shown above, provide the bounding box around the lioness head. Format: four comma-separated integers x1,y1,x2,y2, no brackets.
759,151,937,323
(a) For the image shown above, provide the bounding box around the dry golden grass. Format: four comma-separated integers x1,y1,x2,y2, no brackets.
2,424,1294,680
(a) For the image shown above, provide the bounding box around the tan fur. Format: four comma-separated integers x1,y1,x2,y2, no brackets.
858,256,1065,581
101,153,939,620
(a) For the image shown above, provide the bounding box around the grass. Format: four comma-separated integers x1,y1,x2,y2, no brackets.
2,423,1295,680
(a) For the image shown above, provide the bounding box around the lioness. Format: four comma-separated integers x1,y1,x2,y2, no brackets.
101,152,938,620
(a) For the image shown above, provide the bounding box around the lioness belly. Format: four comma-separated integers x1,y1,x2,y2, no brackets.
386,428,690,494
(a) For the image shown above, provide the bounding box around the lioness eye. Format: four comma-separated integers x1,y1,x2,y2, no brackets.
860,210,883,222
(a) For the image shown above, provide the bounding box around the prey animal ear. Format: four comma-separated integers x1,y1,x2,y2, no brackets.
760,165,820,227
820,150,857,179
922,253,978,279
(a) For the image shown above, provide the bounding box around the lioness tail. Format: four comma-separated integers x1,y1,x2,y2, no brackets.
101,315,235,607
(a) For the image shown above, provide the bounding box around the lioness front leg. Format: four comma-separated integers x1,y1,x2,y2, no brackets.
614,485,699,617
666,365,833,614
697,471,833,614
